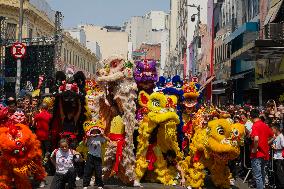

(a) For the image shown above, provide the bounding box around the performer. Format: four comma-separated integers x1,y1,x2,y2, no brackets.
97,56,138,185
0,123,46,189
59,96,81,149
49,70,87,150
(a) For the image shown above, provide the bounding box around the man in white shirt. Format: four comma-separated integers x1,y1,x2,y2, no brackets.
241,113,253,135
271,124,284,189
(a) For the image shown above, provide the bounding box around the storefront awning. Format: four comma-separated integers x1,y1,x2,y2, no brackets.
229,70,253,80
224,22,259,44
212,88,226,95
264,0,284,25
231,39,284,60
212,79,226,85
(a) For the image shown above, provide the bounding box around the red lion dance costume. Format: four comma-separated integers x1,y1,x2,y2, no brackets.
0,123,46,189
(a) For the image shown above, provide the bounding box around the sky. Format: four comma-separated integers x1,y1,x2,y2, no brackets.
47,0,170,28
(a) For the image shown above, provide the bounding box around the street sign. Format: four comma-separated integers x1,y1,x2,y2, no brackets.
191,76,198,83
11,42,26,59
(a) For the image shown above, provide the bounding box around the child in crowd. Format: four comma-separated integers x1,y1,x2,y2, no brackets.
83,129,109,189
50,139,82,189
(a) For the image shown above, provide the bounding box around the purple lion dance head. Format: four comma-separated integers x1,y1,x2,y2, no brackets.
134,60,158,93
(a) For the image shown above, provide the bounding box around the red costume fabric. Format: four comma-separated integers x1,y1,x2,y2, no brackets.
109,133,125,173
34,110,52,141
146,144,157,171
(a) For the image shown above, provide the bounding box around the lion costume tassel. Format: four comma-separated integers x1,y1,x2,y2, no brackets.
0,123,46,189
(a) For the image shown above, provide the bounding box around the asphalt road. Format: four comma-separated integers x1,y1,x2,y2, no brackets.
39,176,251,189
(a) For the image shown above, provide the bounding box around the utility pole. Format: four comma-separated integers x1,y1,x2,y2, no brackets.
15,0,24,98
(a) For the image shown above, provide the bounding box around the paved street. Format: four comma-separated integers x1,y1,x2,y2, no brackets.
38,176,250,189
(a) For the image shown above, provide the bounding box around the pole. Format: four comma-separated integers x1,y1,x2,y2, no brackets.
15,0,24,98
207,3,214,103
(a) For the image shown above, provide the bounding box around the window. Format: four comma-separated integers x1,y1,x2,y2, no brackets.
66,50,69,63
69,51,72,64
83,59,86,70
64,48,66,62
93,64,96,74
73,52,75,65
77,56,79,67
6,23,17,40
28,28,33,39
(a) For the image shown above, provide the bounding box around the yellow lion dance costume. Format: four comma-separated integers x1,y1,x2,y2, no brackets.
135,91,183,185
179,119,245,189
0,123,46,189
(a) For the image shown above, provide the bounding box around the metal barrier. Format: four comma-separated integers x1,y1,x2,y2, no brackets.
243,144,252,183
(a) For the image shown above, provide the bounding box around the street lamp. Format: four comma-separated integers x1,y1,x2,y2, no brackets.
186,4,201,77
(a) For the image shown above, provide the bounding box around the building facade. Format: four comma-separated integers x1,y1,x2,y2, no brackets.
145,11,169,31
82,25,129,60
0,0,99,78
211,0,284,105
123,16,152,51
65,27,86,46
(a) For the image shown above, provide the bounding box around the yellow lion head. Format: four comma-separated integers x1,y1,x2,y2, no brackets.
138,91,180,124
194,119,245,161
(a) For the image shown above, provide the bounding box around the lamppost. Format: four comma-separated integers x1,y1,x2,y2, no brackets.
15,0,24,98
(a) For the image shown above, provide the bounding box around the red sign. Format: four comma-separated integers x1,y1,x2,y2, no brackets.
191,76,198,83
11,42,26,59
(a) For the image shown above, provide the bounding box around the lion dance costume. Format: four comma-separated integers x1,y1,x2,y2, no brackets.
97,56,138,184
179,116,245,189
135,91,183,185
182,81,202,153
0,123,46,189
134,59,158,121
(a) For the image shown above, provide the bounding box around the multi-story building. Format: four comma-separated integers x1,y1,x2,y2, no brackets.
221,0,260,105
82,25,129,60
186,0,208,79
145,11,169,31
65,27,86,46
123,11,169,74
176,0,188,78
211,0,284,105
166,0,178,77
0,0,99,86
123,16,152,51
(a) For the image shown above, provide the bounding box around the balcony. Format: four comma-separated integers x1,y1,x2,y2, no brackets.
264,23,284,40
